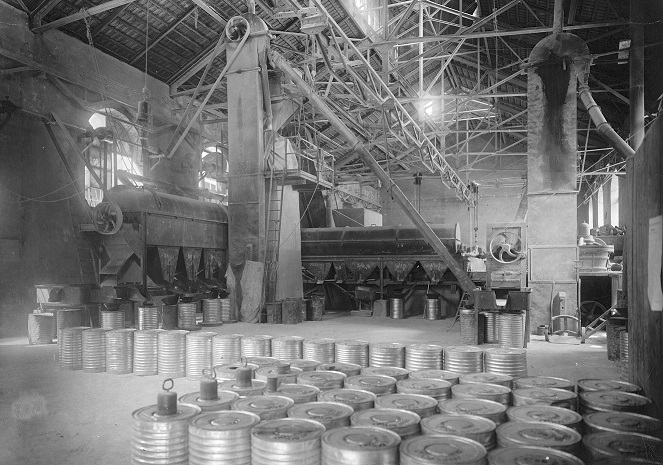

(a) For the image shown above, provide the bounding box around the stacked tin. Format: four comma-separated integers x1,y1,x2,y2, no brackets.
514,376,574,391
438,399,508,425
583,431,663,463
405,344,444,371
290,359,321,372
59,326,89,371
318,389,377,412
232,395,294,420
369,342,405,368
444,346,484,374
397,378,452,400
158,330,188,378
335,340,369,367
100,310,124,329
219,298,232,322
201,298,222,324
241,335,272,357
105,328,135,374
460,373,514,389
487,446,584,465
137,306,159,330
344,374,397,396
483,311,499,343
303,338,335,363
375,393,438,419
497,312,524,348
322,426,401,465
496,422,582,455
317,362,361,377
420,414,497,450
512,387,578,410
177,302,197,329
28,313,53,344
82,328,110,372
133,329,161,376
579,390,652,414
390,298,404,319
287,401,354,430
425,298,441,320
451,383,512,406
409,369,460,385
271,336,304,361
351,408,421,439
255,365,302,384
186,332,215,380
583,411,662,436
400,435,486,465
252,418,325,465
297,371,347,392
362,366,409,381
188,411,259,465
484,347,527,378
507,405,583,433
266,384,320,404
212,333,243,365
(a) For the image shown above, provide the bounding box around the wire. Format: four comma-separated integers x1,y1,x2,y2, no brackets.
0,181,86,203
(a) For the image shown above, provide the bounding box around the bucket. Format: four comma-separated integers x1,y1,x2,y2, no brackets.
309,295,325,321
425,298,441,320
390,298,404,319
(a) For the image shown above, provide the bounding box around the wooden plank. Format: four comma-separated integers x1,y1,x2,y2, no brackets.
33,0,139,33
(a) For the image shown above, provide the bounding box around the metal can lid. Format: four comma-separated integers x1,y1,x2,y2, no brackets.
410,370,460,384
271,384,320,398
232,395,294,413
514,376,574,391
189,410,260,431
513,387,577,402
584,411,663,434
496,422,582,447
577,379,642,393
507,405,582,426
298,371,347,383
317,362,361,373
487,445,585,465
580,391,652,409
398,378,452,391
179,390,239,407
351,408,420,428
132,403,201,422
318,388,377,405
322,426,401,451
362,367,409,379
582,431,663,459
256,366,303,377
345,375,397,388
439,399,507,416
421,414,496,435
289,359,321,371
375,393,438,410
251,417,325,442
460,373,513,386
400,434,487,463
451,383,511,396
247,357,279,367
288,401,354,421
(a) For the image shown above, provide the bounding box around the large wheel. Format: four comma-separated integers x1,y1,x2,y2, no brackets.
92,201,123,235
489,231,524,264
580,300,607,327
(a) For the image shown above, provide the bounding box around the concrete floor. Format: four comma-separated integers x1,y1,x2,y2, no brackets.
0,313,619,465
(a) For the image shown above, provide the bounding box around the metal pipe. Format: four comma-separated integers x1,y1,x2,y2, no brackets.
553,0,564,34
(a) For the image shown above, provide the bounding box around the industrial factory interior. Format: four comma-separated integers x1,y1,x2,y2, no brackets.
1,0,663,463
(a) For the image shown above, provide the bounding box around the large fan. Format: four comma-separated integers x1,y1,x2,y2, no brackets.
489,231,525,264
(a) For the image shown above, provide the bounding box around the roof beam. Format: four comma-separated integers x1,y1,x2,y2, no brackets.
168,42,226,91
190,0,225,24
91,3,132,39
32,0,139,34
29,0,63,29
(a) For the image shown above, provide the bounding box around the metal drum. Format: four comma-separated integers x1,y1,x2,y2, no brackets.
362,366,409,381
514,376,574,391
133,329,161,376
460,373,514,389
188,411,259,465
160,304,178,330
288,401,354,430
202,298,222,324
232,395,294,420
100,310,124,329
317,362,362,377
397,378,452,400
186,331,215,380
344,375,397,396
483,311,499,344
255,365,303,384
241,335,272,357
59,326,89,370
390,298,404,319
496,422,582,455
369,342,405,368
506,405,583,433
290,359,321,372
247,356,281,368
487,446,584,465
28,313,53,344
460,308,479,345
272,336,304,361
219,298,232,322
218,378,266,398
304,338,335,363
57,308,83,335
375,393,438,419
335,340,369,367
583,432,663,463
620,331,629,360
106,328,135,374
266,384,321,404
138,306,159,330
400,435,487,465
438,399,508,425
179,389,239,413
42,312,57,341
425,298,441,320
405,344,444,371
251,418,325,465
498,312,523,348
579,390,652,414
177,302,197,329
410,369,460,385
157,330,188,378
484,347,527,378
321,426,401,465
298,371,347,391
512,387,577,410
420,414,497,450
212,333,243,365
451,383,511,406
318,389,377,412
214,362,258,381
577,379,642,394
444,346,484,374
583,411,662,435
82,328,110,372
351,408,421,439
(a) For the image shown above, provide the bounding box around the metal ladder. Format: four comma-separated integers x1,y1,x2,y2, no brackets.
263,155,286,311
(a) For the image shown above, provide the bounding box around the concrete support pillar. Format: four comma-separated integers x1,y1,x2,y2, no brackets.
602,176,612,226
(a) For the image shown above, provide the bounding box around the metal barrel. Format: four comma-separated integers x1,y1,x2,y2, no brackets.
506,405,583,433
512,387,578,411
251,418,325,465
400,435,487,465
497,312,524,348
460,309,479,345
351,408,421,439
369,342,405,368
255,365,303,384
219,298,232,322
321,426,401,465
298,371,347,392
317,362,361,377
133,329,162,376
105,328,135,374
335,340,369,367
576,379,642,394
344,375,397,397
460,373,514,389
484,348,528,378
409,369,460,385
180,390,239,413
397,378,452,400
318,388,377,412
483,311,499,344
375,393,438,419
425,298,441,320
202,298,222,324
137,306,159,330
188,410,259,465
58,326,90,371
272,336,304,361
186,331,215,380
100,310,124,329
444,346,484,374
579,391,653,415
41,312,57,341
620,331,629,361
56,308,83,336
131,403,200,465
241,335,272,358
82,328,110,372
405,344,444,371
438,399,508,425
390,298,404,319
266,384,321,404
496,422,582,455
212,333,243,365
157,330,188,378
287,401,354,430
232,395,294,420
583,411,662,435
451,383,512,406
160,304,178,329
420,413,497,450
487,446,585,465
362,366,409,381
177,303,197,329
214,362,259,381
28,313,53,344
290,359,321,372
583,431,663,463
218,379,266,398
514,376,574,391
303,338,335,363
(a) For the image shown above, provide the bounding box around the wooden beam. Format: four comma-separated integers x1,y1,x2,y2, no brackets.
190,0,225,24
30,0,63,28
91,3,131,39
168,42,226,90
33,0,139,34
129,6,197,65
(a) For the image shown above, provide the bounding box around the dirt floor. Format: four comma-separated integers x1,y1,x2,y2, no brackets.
0,313,620,465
